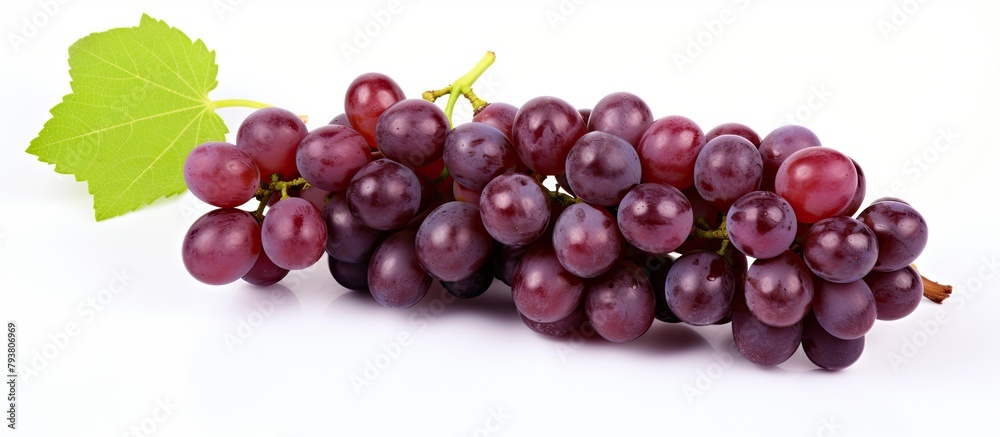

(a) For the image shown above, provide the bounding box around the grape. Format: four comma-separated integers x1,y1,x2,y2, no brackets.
873,197,909,205
758,125,820,191
552,203,623,278
512,241,585,323
452,180,482,208
864,265,923,321
664,251,736,326
322,192,384,263
368,230,432,308
578,109,591,126
585,261,655,343
725,190,797,259
473,102,517,140
184,142,260,208
236,107,308,181
617,183,693,254
414,201,493,282
328,257,370,292
565,131,642,206
296,125,372,191
182,209,261,285
346,159,422,230
647,255,681,323
813,279,877,340
441,262,494,299
298,186,330,212
376,99,449,167
587,91,654,147
732,304,803,366
744,250,815,327
479,173,551,247
637,115,705,190
803,216,878,283
857,201,928,272
801,312,865,370
329,113,351,127
674,187,721,254
775,147,857,223
493,244,530,287
242,249,289,286
261,197,328,270
705,122,761,147
511,96,587,175
442,122,517,191
345,72,406,149
836,159,866,217
694,134,763,211
519,304,589,337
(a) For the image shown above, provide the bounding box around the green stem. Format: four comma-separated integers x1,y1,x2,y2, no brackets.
423,51,496,127
211,99,272,110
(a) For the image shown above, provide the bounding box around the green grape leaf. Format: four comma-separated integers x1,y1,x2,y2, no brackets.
26,14,227,220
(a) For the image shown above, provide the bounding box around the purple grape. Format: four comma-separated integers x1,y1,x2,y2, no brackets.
442,122,517,191
565,131,642,206
368,230,432,308
182,209,261,285
552,203,623,278
329,113,351,127
441,261,494,299
648,255,681,323
637,115,705,190
585,261,655,343
452,180,482,208
836,159,866,217
184,142,260,208
864,266,923,321
705,123,762,147
519,304,588,337
803,216,879,283
479,173,551,247
242,248,289,286
414,201,493,282
758,125,821,192
694,135,763,211
873,197,909,205
857,201,928,272
512,241,585,323
493,244,530,287
732,304,803,366
813,279,877,340
236,107,308,181
802,312,865,370
376,99,449,168
617,183,693,255
298,186,330,212
328,257,370,292
726,191,797,259
322,192,384,263
587,91,654,147
664,251,736,326
346,159,422,231
473,102,517,140
578,109,591,126
344,72,406,150
261,197,327,270
775,147,858,224
744,251,815,327
511,96,587,175
296,125,372,192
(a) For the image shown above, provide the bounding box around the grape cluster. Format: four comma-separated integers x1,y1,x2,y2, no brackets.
181,72,933,371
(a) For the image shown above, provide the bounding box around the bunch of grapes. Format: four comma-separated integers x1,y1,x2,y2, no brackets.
181,68,941,371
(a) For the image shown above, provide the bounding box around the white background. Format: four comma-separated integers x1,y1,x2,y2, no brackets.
1,0,998,435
